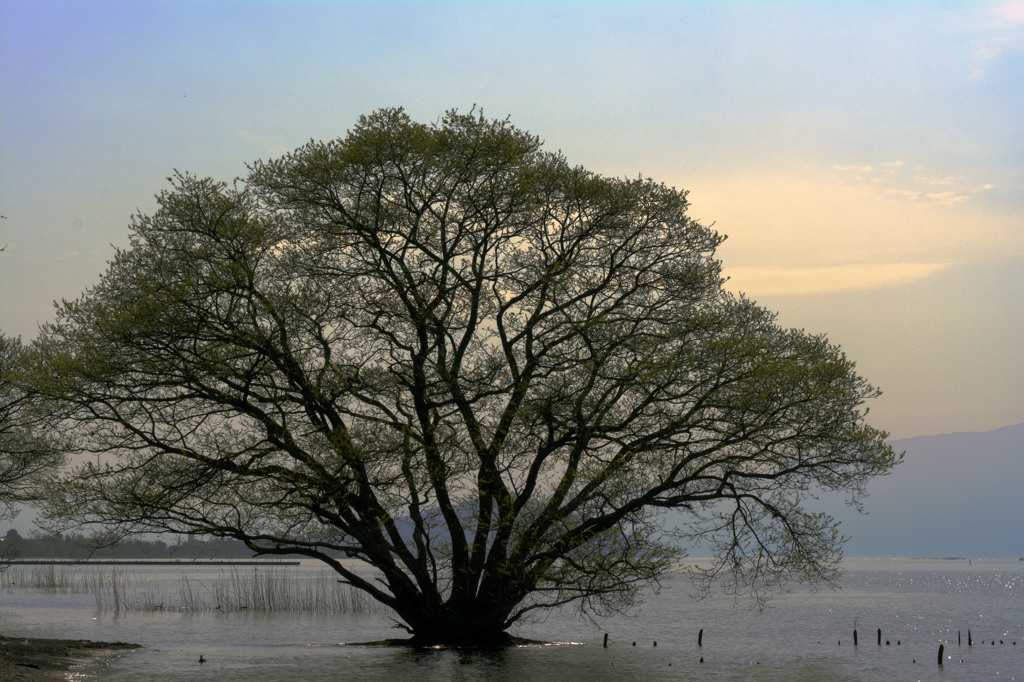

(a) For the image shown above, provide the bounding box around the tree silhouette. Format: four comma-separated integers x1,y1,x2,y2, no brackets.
31,109,897,644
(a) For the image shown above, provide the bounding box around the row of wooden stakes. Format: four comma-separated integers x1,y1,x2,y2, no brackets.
601,627,1016,667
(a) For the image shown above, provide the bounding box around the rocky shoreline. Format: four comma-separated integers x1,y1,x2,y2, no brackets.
0,635,139,681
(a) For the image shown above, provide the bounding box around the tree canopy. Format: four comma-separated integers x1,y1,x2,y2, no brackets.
30,108,898,645
0,334,66,521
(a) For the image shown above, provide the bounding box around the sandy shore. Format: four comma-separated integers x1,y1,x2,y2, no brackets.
0,635,139,681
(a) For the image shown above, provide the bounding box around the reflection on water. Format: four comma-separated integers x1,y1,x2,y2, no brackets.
2,558,1020,681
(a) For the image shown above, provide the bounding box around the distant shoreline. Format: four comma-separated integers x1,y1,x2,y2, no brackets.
0,635,140,681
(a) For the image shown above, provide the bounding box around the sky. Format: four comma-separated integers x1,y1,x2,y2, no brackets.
1,0,1022,442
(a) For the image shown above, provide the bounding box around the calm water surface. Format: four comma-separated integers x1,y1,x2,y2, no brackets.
2,558,1020,681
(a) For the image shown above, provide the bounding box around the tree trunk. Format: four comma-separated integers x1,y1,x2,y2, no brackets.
402,602,514,647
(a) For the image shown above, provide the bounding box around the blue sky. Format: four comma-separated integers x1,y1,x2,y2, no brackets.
2,0,1022,440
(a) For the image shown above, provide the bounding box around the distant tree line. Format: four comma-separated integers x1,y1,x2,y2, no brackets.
1,528,254,559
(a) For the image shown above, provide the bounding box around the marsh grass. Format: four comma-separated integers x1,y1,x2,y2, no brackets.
178,567,381,614
2,564,81,592
1,564,383,615
86,569,167,611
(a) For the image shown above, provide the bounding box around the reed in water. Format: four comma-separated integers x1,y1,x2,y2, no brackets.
3,564,382,614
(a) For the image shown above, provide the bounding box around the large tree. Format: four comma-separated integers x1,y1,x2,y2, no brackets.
31,109,897,645
0,334,66,521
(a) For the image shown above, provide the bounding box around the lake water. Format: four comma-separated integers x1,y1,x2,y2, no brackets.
2,557,1020,681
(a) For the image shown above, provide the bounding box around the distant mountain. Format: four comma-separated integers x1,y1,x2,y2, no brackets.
7,425,1020,559
813,423,1023,558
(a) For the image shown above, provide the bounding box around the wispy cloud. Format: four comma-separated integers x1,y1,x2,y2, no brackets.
724,262,954,297
970,1,1024,78
832,163,990,206
995,0,1024,19
915,175,956,186
686,166,1022,296
885,188,921,200
231,129,293,157
924,191,970,206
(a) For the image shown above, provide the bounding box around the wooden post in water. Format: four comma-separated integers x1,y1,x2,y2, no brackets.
877,628,882,645
698,629,703,647
969,630,973,646
603,633,608,648
853,629,858,646
938,644,944,666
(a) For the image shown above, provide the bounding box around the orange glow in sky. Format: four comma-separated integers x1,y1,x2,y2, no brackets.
1,1,1021,439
